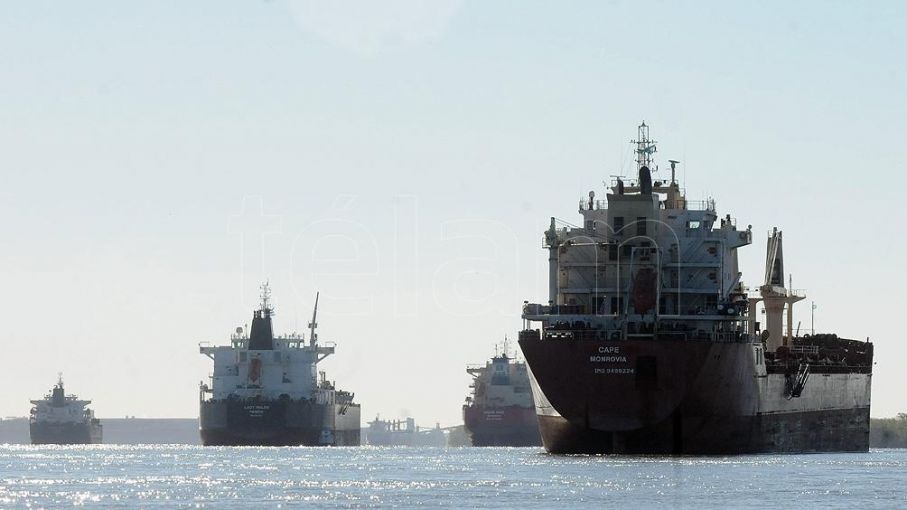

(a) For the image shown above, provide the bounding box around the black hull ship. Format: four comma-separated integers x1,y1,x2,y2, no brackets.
30,421,104,445
463,345,542,447
200,397,360,446
518,123,872,455
30,376,102,445
199,285,360,446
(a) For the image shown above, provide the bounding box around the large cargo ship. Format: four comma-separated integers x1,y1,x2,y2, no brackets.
29,376,102,444
518,123,872,454
463,345,542,447
199,284,360,446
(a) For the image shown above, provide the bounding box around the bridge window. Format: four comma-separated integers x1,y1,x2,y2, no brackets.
610,297,624,314
593,296,606,314
613,216,625,233
637,217,646,236
705,295,718,310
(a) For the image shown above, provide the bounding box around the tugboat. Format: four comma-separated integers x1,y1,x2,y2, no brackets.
518,123,873,454
462,342,542,446
199,284,360,446
29,375,102,444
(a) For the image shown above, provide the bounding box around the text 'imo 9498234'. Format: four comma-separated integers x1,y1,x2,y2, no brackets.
199,284,360,446
518,123,873,454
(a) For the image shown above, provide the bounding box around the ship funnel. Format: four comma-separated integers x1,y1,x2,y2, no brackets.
52,379,65,407
639,166,653,195
248,310,274,350
249,282,275,350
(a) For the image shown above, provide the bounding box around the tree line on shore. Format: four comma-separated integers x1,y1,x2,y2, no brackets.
870,414,907,448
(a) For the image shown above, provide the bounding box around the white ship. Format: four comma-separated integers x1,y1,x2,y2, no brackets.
199,284,360,446
29,375,102,444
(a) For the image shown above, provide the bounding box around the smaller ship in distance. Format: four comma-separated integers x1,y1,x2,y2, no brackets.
365,416,447,447
463,341,542,447
29,374,102,445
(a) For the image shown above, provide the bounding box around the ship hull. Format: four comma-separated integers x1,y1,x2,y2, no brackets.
30,421,102,445
463,405,542,447
520,335,871,454
199,398,360,446
535,407,870,454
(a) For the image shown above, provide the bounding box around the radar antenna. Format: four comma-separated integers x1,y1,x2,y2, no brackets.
630,121,657,171
668,160,680,185
308,292,320,347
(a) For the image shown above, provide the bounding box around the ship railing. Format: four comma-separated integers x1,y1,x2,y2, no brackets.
523,303,587,316
466,365,485,376
276,333,305,341
789,345,820,355
578,199,608,211
684,199,716,212
535,328,746,343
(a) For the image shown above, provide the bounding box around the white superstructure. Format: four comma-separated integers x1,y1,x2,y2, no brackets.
465,347,533,409
200,285,338,403
30,375,97,425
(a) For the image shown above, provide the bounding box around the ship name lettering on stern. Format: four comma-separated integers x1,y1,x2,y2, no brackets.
590,345,633,374
589,346,627,364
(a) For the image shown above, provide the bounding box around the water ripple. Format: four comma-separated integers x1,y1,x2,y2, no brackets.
0,446,905,508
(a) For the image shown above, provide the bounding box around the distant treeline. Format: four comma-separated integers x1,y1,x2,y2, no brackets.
0,418,200,445
870,415,907,448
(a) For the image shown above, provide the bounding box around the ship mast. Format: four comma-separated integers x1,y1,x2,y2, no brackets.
754,228,806,351
260,281,273,318
631,121,657,171
308,291,319,347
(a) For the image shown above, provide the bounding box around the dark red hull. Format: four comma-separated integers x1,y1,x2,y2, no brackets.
519,332,871,454
462,405,542,447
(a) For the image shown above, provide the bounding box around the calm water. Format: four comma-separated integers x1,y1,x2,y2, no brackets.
0,446,905,508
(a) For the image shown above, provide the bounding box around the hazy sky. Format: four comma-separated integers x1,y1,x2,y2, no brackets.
1,1,904,425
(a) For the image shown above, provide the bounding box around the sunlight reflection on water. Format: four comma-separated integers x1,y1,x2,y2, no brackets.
0,446,905,508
